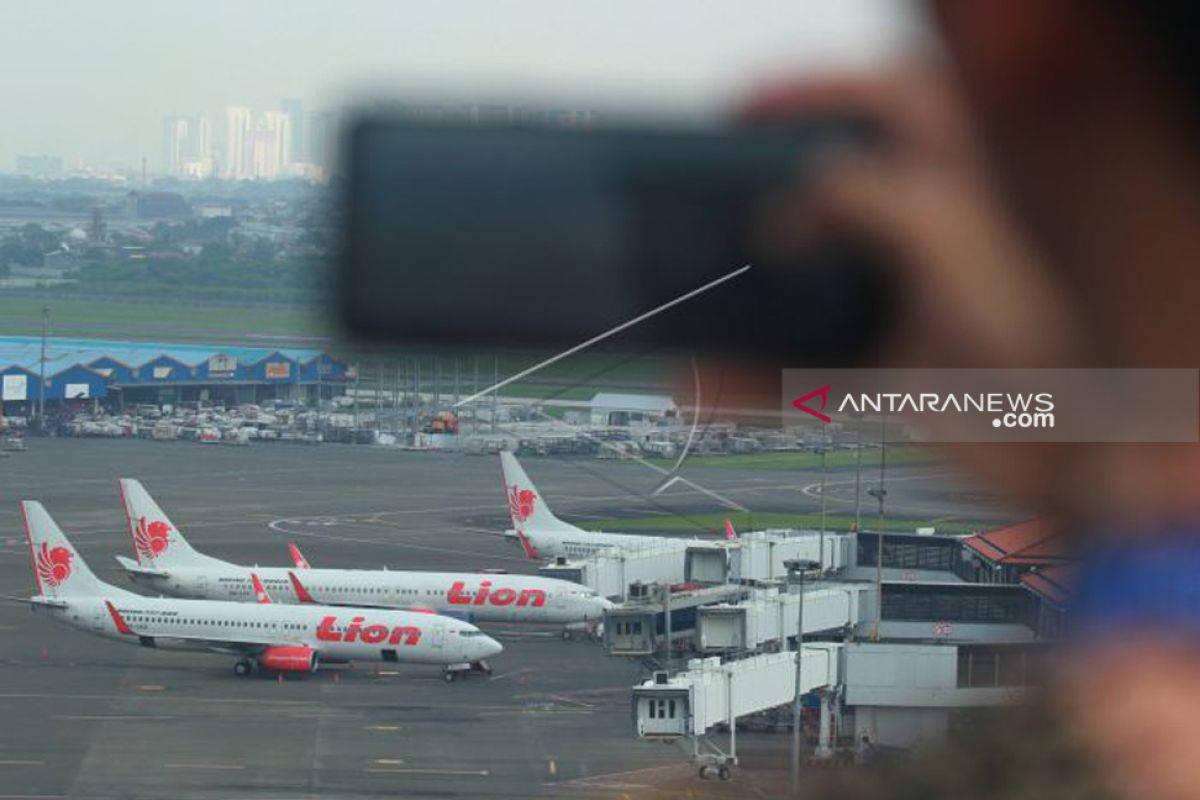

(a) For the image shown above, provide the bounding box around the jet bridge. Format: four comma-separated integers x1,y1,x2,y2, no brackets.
730,530,852,581
696,584,866,654
537,530,853,599
633,647,842,778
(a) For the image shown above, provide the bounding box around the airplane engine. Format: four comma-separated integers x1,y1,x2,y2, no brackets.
259,645,319,673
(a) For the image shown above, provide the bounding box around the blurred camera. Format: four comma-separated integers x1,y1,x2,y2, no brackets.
340,114,888,363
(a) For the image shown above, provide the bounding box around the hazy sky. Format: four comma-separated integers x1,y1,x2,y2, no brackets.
0,0,925,170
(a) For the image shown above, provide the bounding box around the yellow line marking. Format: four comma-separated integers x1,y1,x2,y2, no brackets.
163,763,245,771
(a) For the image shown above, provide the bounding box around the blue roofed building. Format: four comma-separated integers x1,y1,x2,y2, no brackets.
0,336,349,412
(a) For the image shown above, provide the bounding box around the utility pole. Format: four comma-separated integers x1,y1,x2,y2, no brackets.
375,361,383,438
787,558,820,793
869,416,888,641
818,437,828,568
491,355,498,434
472,355,480,434
853,423,863,532
353,363,361,432
662,583,672,674
412,357,420,444
38,305,49,430
315,358,323,441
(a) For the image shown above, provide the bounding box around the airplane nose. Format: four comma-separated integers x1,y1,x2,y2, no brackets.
478,635,503,660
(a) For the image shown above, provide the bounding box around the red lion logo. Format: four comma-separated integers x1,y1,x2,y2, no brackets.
35,542,73,587
508,484,537,523
134,516,171,560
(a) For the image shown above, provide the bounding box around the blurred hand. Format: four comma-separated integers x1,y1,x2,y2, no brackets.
743,66,1081,368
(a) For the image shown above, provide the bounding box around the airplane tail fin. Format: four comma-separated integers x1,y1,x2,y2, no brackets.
499,452,582,533
118,479,224,569
287,542,311,569
724,519,739,541
22,501,110,598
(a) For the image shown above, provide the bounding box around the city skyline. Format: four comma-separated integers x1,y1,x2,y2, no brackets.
161,100,333,181
0,0,922,171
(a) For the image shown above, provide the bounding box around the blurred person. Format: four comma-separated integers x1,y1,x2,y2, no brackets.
738,2,1200,798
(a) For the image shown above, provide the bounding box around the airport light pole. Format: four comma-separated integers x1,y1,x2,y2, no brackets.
37,305,49,431
818,438,828,568
869,416,887,641
853,424,863,531
786,558,821,793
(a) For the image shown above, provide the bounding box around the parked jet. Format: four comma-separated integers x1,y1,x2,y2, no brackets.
115,479,611,627
14,501,502,680
499,451,737,560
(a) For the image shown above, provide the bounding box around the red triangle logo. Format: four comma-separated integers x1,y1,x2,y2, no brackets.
792,385,832,423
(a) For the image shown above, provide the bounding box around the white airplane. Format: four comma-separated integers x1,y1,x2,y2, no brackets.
14,501,502,680
114,479,611,628
498,451,737,561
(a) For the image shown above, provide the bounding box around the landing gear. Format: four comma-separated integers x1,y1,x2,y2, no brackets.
233,659,254,677
443,660,492,682
561,621,603,641
697,765,731,781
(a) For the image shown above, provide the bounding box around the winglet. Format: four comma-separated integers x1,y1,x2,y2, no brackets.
724,519,738,541
250,572,272,604
105,600,135,635
287,542,311,570
287,570,315,603
514,526,539,560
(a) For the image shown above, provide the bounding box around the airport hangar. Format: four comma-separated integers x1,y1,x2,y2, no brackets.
0,335,350,412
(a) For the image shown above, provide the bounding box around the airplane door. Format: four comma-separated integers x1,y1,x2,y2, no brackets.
432,623,445,651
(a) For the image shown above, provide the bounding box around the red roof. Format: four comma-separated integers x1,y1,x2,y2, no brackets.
1021,565,1077,606
964,519,1073,567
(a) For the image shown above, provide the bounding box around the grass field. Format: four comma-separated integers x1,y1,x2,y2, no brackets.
0,295,330,344
582,510,985,536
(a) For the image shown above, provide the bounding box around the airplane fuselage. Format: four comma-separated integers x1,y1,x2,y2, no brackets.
124,565,610,624
33,592,499,666
510,527,682,560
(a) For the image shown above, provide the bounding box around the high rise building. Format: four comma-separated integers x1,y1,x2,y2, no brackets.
281,97,305,164
161,115,191,175
221,105,253,180
245,111,290,179
191,115,212,162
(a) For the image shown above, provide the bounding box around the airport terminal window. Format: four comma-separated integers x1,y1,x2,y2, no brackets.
857,535,959,572
882,584,1036,626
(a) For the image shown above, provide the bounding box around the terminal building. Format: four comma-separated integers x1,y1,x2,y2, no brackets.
0,336,349,412
599,520,1078,767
